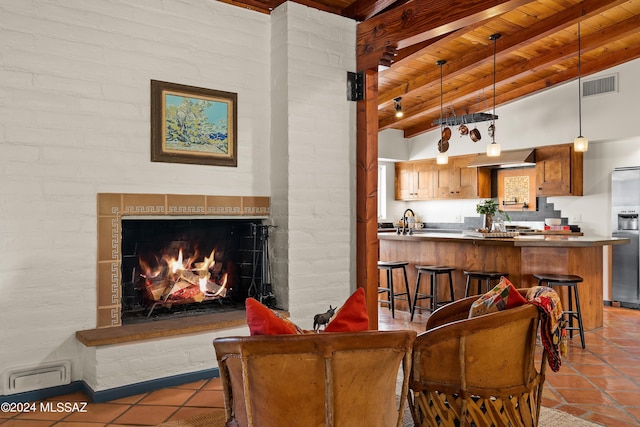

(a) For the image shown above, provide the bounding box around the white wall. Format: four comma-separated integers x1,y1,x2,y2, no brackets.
382,59,640,236
269,2,357,326
0,0,356,394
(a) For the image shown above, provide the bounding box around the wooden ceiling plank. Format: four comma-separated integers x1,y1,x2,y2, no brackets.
401,36,640,139
383,11,640,133
217,0,276,14
293,0,346,14
392,34,450,63
378,0,629,124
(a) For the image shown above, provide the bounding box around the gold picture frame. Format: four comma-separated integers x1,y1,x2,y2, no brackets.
151,80,237,167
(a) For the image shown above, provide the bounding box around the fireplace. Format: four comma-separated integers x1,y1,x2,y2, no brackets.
96,193,270,329
120,218,262,324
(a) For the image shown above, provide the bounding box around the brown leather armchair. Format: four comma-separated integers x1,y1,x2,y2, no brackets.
214,330,416,427
410,292,547,427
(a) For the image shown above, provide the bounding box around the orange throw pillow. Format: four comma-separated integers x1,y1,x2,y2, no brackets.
245,288,369,335
324,288,369,332
245,298,300,335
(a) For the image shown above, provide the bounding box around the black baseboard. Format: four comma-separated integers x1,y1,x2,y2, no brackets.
604,300,640,310
0,368,219,404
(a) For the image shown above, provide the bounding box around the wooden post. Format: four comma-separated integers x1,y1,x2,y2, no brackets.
356,68,380,329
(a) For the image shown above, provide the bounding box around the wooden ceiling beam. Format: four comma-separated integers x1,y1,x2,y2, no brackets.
378,0,628,126
388,16,496,67
357,0,532,56
357,44,398,71
342,0,406,21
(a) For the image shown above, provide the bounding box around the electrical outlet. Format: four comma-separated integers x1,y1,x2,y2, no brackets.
571,214,582,223
454,215,462,223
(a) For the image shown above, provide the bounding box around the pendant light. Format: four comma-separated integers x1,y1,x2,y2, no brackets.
487,33,501,157
436,59,448,165
574,21,588,152
393,97,403,118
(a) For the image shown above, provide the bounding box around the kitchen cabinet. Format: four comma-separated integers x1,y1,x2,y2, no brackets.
535,144,583,196
396,156,489,200
395,160,435,200
435,155,491,199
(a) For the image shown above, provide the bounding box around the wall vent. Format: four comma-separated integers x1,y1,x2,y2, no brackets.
583,73,618,98
3,361,71,395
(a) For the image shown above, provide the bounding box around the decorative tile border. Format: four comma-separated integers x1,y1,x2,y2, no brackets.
96,193,270,328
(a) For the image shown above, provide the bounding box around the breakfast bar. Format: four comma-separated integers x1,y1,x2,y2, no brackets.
378,232,629,330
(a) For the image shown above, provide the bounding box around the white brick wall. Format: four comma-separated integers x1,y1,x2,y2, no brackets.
0,0,277,394
0,0,357,394
269,2,356,329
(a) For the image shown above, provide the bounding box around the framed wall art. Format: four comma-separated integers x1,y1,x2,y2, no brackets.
151,80,238,167
497,167,536,211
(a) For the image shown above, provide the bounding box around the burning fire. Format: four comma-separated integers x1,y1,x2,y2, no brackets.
168,249,185,274
141,247,229,304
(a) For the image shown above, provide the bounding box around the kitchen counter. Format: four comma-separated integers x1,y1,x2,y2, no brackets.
378,232,629,331
379,231,626,247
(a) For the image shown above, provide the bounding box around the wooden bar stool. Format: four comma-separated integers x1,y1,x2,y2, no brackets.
411,265,456,321
464,271,509,297
378,261,412,319
534,273,586,348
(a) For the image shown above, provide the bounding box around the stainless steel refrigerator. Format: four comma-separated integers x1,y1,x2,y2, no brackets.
611,167,640,308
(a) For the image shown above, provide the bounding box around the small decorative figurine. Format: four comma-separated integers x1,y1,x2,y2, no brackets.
313,306,336,331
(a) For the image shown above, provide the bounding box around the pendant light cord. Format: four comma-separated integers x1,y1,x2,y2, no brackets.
578,21,582,136
436,59,446,144
488,33,500,144
492,35,497,142
440,63,443,136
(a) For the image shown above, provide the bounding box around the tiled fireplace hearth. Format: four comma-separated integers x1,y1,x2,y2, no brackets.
94,193,270,329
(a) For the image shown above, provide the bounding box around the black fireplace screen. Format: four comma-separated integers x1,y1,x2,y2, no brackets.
120,218,265,324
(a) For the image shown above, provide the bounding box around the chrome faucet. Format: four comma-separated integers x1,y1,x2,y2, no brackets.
399,208,415,235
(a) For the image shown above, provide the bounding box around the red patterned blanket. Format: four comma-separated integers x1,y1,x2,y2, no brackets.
526,286,567,372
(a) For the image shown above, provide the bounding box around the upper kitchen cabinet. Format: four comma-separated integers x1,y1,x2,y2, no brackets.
395,160,435,200
535,144,583,196
396,156,489,200
435,155,491,199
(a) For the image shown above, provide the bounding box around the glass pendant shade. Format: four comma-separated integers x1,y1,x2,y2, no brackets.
394,97,403,118
436,151,449,164
487,142,501,157
574,135,588,152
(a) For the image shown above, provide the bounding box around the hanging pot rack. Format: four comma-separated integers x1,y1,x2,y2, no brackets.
433,112,498,127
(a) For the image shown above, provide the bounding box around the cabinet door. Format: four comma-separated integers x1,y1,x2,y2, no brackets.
536,145,572,196
450,156,476,198
395,162,415,200
434,163,451,198
414,160,435,199
435,156,490,199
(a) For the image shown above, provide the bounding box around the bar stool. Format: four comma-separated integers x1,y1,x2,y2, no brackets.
411,265,456,321
377,261,412,319
464,271,509,297
534,273,586,349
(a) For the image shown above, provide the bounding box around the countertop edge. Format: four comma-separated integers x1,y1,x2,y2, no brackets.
378,232,630,247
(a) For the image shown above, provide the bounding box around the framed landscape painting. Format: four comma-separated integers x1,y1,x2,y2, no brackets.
151,80,237,167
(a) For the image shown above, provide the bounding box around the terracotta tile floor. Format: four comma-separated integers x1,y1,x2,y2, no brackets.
380,305,640,427
1,306,639,426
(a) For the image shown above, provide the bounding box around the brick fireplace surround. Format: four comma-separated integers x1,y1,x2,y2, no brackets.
76,193,270,347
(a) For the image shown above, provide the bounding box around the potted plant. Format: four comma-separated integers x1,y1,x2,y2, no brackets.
476,199,511,231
